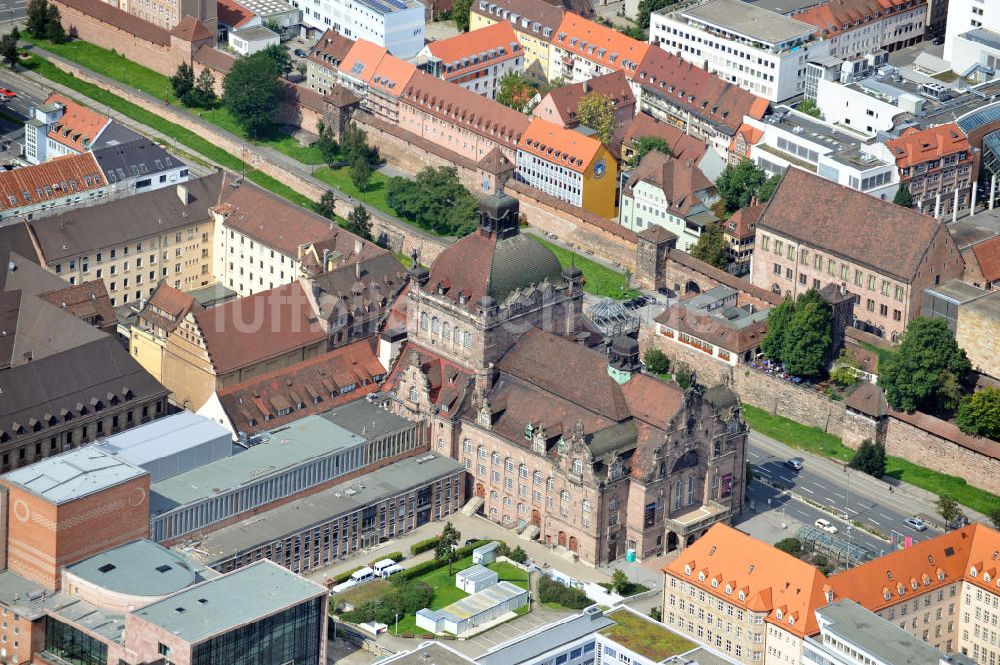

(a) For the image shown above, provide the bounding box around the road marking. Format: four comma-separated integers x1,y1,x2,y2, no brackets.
776,475,793,483
833,492,847,499
756,469,771,476
799,487,814,494
870,519,881,525
814,482,828,490
879,513,893,521
748,451,759,458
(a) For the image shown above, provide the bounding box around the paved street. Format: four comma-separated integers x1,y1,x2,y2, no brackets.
1,1,27,31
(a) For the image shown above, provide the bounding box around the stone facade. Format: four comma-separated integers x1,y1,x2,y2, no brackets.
956,295,1000,380
732,368,848,436
639,324,735,389
884,416,1000,495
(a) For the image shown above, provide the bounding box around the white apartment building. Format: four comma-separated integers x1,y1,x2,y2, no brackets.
944,0,999,78
792,0,927,62
299,0,425,58
649,0,831,102
739,106,899,201
815,75,923,134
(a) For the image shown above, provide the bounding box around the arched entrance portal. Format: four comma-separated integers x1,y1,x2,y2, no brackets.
686,534,697,547
475,483,485,498
568,536,578,552
531,509,541,527
685,281,701,295
667,531,679,552
558,531,567,547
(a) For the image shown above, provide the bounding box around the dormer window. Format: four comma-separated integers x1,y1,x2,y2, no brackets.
938,570,945,581
884,589,891,600
738,591,746,602
698,571,706,582
985,573,992,584
971,567,979,578
711,578,719,588
775,609,783,620
725,584,732,594
684,565,692,576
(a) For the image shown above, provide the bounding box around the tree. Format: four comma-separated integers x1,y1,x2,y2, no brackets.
44,3,66,43
341,123,378,166
797,99,822,119
715,160,768,213
386,166,479,236
185,67,217,108
781,290,833,378
0,31,18,70
434,521,461,575
689,224,729,269
223,50,283,137
643,348,670,375
628,136,670,167
346,203,372,241
649,607,662,622
452,0,472,31
315,121,340,166
171,62,195,100
675,365,693,390
878,317,971,414
508,545,528,564
849,438,886,479
496,72,536,112
893,182,913,208
350,156,372,193
937,495,962,524
315,189,337,219
636,0,679,30
761,298,795,361
577,92,615,145
830,349,860,388
774,538,802,555
956,388,1000,440
757,174,781,203
261,43,292,76
610,569,629,594
26,0,49,37
989,506,1000,531
760,290,832,378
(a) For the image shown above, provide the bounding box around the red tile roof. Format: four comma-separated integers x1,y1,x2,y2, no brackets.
886,123,970,170
369,53,417,98
553,13,649,76
664,523,831,638
471,0,565,40
138,282,200,334
0,153,105,213
654,301,768,354
729,123,764,160
217,339,386,434
634,47,770,135
520,118,603,173
383,341,475,413
829,524,993,613
216,173,384,262
972,235,1000,284
217,0,256,29
193,45,236,74
43,93,111,153
193,282,326,375
794,0,926,37
338,39,390,84
726,203,764,240
622,113,708,163
37,279,116,331
308,30,355,70
400,71,530,149
170,16,214,42
626,150,715,216
536,70,635,127
425,22,521,74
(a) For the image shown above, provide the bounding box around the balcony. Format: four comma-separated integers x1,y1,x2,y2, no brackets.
665,501,729,537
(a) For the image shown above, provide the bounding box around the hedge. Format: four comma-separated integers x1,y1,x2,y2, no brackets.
395,540,491,582
538,575,591,609
410,536,441,555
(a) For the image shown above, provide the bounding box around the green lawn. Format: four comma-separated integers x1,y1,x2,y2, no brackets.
312,167,395,217
489,561,529,590
25,37,327,165
531,236,640,300
599,609,695,661
856,340,896,368
743,404,1000,515
742,405,855,463
21,54,315,210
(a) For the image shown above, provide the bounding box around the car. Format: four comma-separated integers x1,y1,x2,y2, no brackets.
464,538,480,546
785,457,804,470
294,48,308,58
544,232,558,240
0,88,15,101
947,515,971,530
932,36,944,45
905,517,928,532
645,295,658,305
814,518,838,534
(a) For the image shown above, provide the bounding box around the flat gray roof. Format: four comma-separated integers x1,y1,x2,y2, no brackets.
130,560,326,644
96,412,230,467
150,414,364,512
743,0,822,14
384,643,475,664
967,290,1000,321
478,609,614,665
65,540,216,598
182,453,464,563
418,581,526,623
2,447,147,506
947,211,1000,249
321,398,413,439
677,0,814,44
924,278,988,306
815,599,944,665
457,565,498,585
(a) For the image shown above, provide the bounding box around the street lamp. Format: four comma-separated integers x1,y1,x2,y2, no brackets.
394,611,398,635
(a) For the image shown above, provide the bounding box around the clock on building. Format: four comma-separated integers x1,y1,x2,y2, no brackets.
593,159,606,178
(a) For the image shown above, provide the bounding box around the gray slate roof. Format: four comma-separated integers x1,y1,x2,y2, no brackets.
91,138,186,185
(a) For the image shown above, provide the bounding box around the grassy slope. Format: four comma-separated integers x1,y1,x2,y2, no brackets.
532,236,639,300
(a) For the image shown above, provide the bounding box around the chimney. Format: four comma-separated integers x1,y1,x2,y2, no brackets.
322,248,330,271
583,80,589,93
355,260,361,280
354,238,363,255
176,184,190,205
703,59,709,71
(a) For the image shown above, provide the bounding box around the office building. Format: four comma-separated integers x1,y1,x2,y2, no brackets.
792,0,927,61
550,13,649,83
301,0,425,59
417,22,523,99
886,123,973,219
944,0,1000,78
649,0,831,102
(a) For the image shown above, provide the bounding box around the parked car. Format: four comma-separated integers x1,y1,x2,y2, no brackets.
785,457,804,470
0,88,15,101
904,517,928,532
814,518,838,534
544,232,558,240
464,538,480,546
294,48,308,57
947,515,971,530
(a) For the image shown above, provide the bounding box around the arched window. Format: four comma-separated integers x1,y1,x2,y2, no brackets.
492,451,500,466
464,331,472,348
431,317,440,334
582,499,591,513
442,321,451,338
713,441,721,456
463,438,472,454
420,312,428,330
408,386,418,402
519,464,528,478
505,458,514,473
711,473,720,498
533,470,543,485
672,480,682,511
454,327,462,344
686,475,696,505
572,458,583,475
546,477,554,492
478,445,487,459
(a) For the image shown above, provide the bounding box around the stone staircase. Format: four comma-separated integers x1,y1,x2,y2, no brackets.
519,524,540,541
460,496,484,516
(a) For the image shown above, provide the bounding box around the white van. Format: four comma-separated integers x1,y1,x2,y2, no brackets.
330,579,356,594
350,566,376,584
380,563,404,578
373,559,399,577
